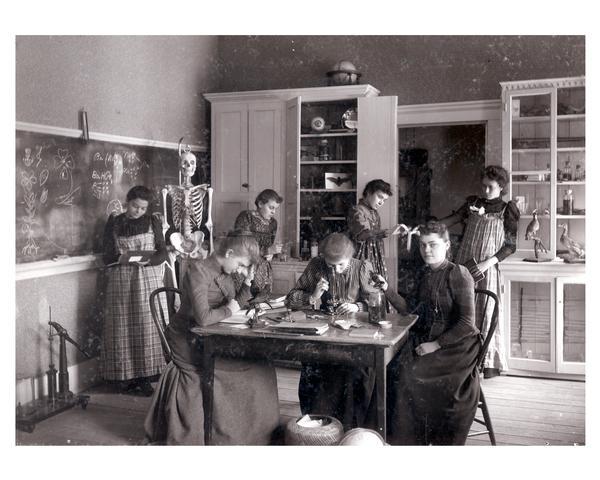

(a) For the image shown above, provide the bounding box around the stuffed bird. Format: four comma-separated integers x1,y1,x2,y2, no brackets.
525,208,549,258
558,223,585,258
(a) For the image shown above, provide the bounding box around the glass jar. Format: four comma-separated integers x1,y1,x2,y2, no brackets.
368,291,386,324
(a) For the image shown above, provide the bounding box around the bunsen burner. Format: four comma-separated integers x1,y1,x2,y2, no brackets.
338,428,387,446
284,414,344,446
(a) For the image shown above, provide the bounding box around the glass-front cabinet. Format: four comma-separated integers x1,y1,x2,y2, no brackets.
500,77,585,377
501,76,585,260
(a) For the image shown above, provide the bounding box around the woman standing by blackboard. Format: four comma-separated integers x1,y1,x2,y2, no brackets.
101,186,168,396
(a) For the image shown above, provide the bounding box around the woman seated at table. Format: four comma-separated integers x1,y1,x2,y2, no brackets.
286,232,379,427
144,230,280,445
376,220,481,445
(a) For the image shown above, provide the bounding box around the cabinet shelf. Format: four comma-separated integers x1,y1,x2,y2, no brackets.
558,147,585,153
556,214,585,219
301,132,358,138
300,160,357,165
300,216,345,221
511,114,585,123
557,181,585,186
299,188,356,193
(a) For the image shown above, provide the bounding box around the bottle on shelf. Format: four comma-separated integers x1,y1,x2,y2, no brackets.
563,189,574,215
574,164,582,181
563,160,572,181
310,238,319,258
300,240,310,261
544,163,551,182
318,139,330,161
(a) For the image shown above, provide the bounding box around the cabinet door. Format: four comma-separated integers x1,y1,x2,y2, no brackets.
556,276,585,374
211,102,250,235
505,276,555,373
357,95,398,285
284,97,301,252
248,101,283,222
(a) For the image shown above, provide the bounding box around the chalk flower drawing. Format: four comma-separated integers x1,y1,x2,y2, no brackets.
54,149,74,179
23,148,33,167
53,148,80,206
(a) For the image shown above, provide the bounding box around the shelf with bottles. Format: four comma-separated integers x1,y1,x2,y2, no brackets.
300,135,357,163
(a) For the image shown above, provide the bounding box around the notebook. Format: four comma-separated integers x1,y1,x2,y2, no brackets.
268,322,329,336
107,250,155,266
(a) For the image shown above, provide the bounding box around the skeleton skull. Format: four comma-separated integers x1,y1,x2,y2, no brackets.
180,151,197,178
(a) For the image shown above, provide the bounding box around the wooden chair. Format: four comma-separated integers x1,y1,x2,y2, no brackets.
149,287,182,363
468,288,500,445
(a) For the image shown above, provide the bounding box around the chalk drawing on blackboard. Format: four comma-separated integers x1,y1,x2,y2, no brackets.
91,170,113,199
106,199,124,217
53,148,81,206
123,151,148,181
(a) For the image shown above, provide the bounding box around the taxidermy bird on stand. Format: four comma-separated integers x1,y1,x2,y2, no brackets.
524,208,552,262
558,223,585,263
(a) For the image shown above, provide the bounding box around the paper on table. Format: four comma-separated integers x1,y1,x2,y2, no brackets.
219,311,253,324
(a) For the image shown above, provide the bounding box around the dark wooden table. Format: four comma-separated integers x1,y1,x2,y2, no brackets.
191,311,417,445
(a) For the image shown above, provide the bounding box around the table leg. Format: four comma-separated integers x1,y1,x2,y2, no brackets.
201,342,215,446
375,348,386,442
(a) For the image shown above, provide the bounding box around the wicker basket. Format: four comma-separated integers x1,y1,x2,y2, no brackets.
284,415,344,446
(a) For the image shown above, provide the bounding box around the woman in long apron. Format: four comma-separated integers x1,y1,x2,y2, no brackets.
347,179,398,280
101,186,168,396
442,165,519,377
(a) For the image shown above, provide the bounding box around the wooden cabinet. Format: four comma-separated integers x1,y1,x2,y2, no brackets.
207,85,398,286
205,97,283,235
499,261,585,376
499,77,585,377
285,88,398,285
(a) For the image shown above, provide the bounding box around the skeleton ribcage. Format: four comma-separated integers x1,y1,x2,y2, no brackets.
169,185,206,231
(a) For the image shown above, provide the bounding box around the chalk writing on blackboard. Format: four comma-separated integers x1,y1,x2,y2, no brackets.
16,129,208,264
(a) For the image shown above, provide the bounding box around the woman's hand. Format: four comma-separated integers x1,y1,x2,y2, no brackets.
269,243,283,255
264,254,274,262
336,302,359,314
415,341,441,356
312,277,329,300
476,257,498,274
240,264,256,286
227,298,241,314
372,274,388,291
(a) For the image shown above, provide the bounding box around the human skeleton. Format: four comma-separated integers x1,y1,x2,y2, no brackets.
161,138,213,281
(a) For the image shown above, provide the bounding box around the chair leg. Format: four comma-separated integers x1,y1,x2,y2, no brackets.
479,388,496,446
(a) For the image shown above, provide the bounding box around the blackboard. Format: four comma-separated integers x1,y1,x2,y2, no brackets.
15,130,210,264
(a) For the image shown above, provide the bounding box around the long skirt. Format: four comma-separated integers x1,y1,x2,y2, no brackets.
144,330,280,445
388,334,481,445
100,264,166,381
299,364,376,429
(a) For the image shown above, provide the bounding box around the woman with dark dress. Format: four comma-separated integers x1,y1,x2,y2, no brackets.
381,221,481,445
101,186,167,396
286,232,379,428
441,165,519,377
233,189,283,300
143,231,280,445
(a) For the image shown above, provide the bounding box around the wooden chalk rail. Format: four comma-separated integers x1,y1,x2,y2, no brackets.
16,254,102,281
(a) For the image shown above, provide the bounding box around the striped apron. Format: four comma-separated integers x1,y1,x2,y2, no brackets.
455,208,507,371
100,224,167,380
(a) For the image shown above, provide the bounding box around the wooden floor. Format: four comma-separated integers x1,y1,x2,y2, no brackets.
15,368,585,446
